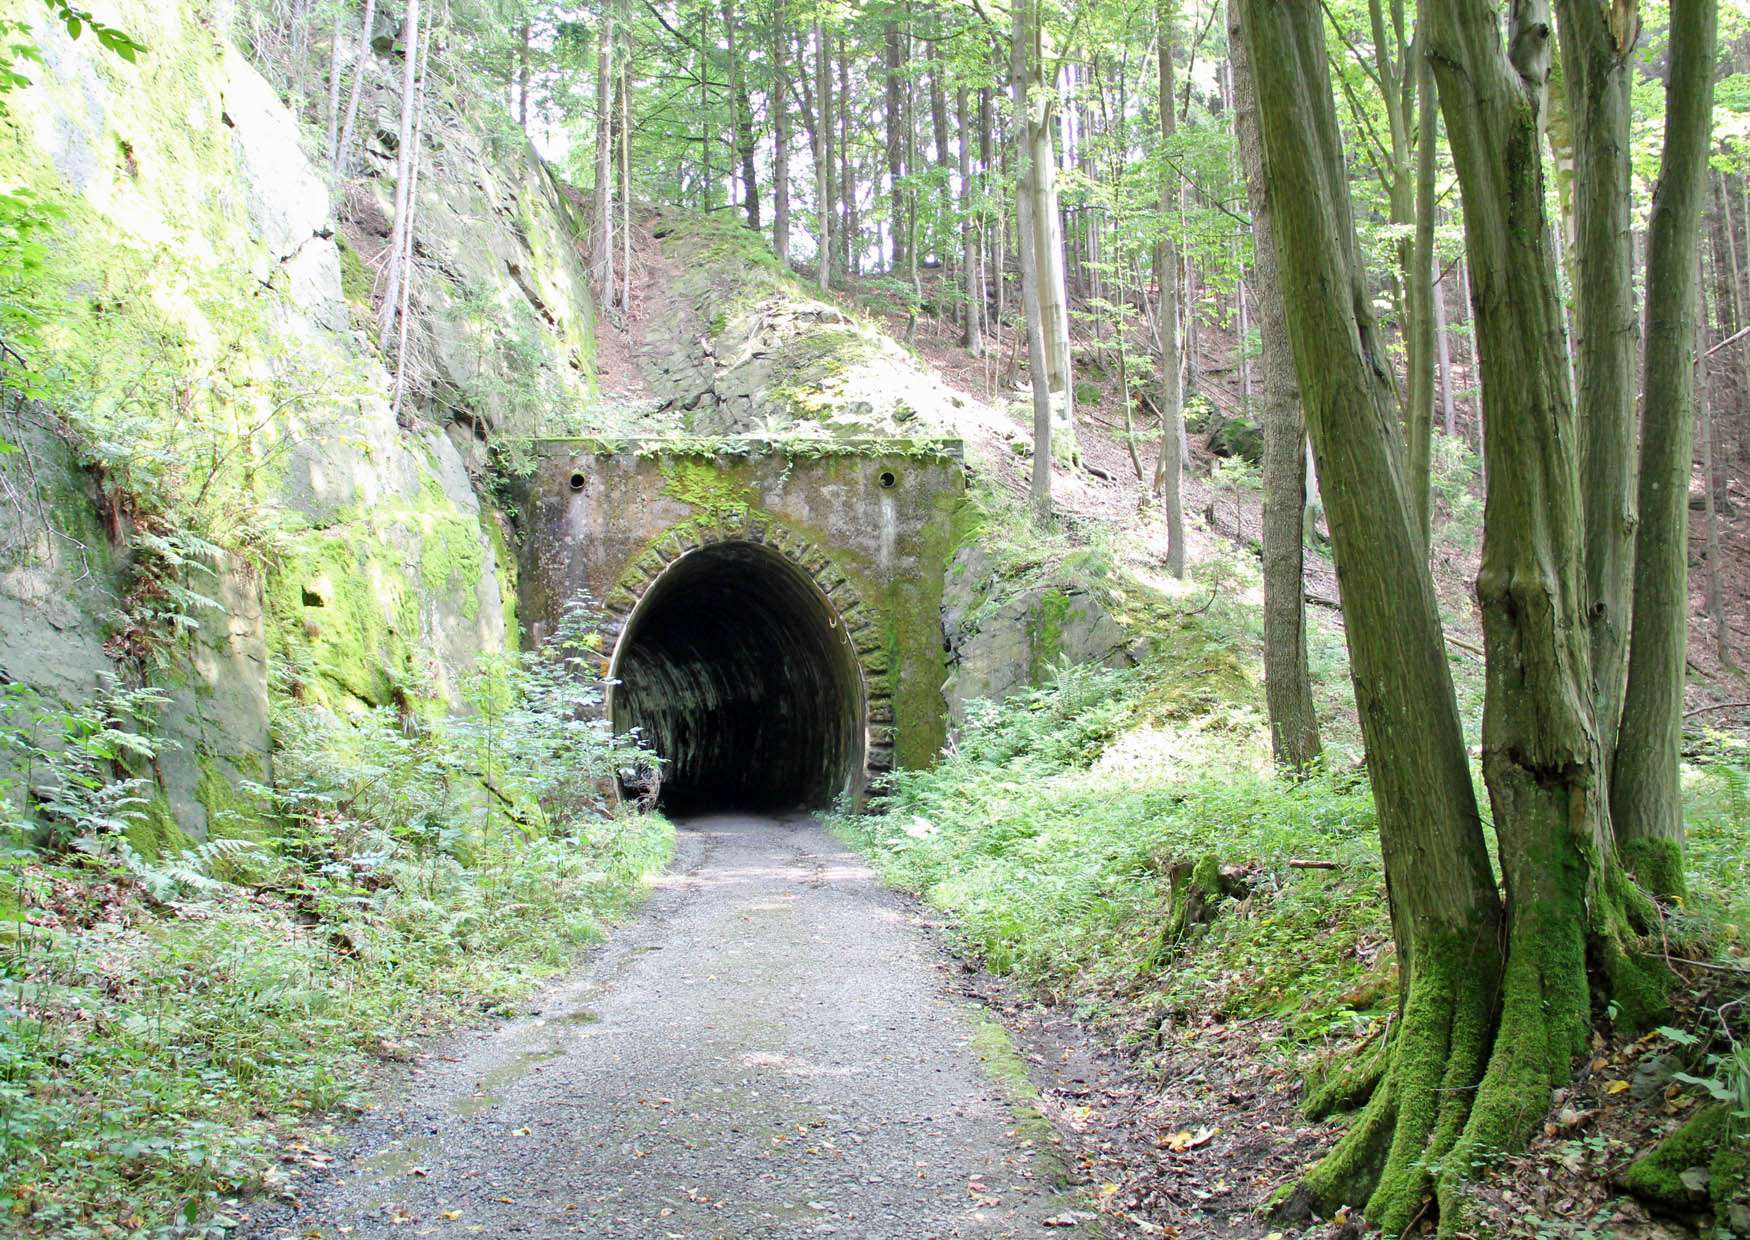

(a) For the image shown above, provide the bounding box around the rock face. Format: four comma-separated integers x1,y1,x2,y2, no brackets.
635,212,971,440
339,54,595,450
940,543,1136,725
0,0,592,838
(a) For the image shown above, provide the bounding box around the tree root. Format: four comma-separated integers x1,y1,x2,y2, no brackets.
1433,888,1667,1237
1280,935,1498,1235
1303,1021,1393,1120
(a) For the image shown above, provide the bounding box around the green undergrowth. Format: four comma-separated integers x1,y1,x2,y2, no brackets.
1680,750,1750,956
839,663,1750,1069
0,604,672,1239
0,813,669,1238
836,661,1394,1051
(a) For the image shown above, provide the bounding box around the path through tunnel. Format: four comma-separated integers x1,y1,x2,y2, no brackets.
608,542,868,815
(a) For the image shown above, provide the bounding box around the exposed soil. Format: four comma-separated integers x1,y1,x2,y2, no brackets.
242,816,1086,1239
958,973,1341,1239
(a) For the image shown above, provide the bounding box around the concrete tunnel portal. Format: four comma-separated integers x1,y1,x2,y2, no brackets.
606,541,869,815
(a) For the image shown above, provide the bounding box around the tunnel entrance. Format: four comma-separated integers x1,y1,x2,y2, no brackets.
607,541,868,815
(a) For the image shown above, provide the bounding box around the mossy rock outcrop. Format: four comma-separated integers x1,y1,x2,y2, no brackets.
0,0,587,839
940,541,1137,724
634,210,971,440
340,51,595,448
1618,1105,1749,1237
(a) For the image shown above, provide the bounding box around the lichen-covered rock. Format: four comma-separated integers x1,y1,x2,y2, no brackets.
635,211,968,440
340,55,594,443
0,0,580,838
941,542,1135,724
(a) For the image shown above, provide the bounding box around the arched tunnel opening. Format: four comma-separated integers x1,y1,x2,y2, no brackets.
608,542,868,816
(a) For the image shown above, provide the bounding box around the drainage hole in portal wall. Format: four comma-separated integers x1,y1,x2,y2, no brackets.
878,470,897,489
569,472,587,492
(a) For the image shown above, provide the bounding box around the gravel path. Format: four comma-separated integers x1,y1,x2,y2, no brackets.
251,813,1079,1238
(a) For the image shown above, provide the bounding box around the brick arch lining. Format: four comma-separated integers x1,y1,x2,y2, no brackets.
601,516,894,808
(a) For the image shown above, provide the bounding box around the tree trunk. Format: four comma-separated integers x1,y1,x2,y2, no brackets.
1457,252,1476,441
1706,174,1739,515
618,11,631,313
377,0,421,350
1011,0,1054,519
1700,319,1734,669
929,31,952,317
1037,115,1073,424
958,85,984,354
814,20,831,291
1229,0,1321,772
885,22,905,270
1238,5,1502,1229
1435,255,1456,435
1367,0,1416,348
981,83,996,326
1612,0,1715,899
1406,30,1437,550
390,0,432,423
773,0,791,265
592,6,615,306
1428,0,1666,1223
517,20,530,130
1154,0,1186,577
332,0,379,177
930,33,951,171
324,13,344,159
697,4,711,211
839,38,854,275
1726,173,1750,447
1554,0,1640,776
724,1,759,230
905,27,921,301
1237,273,1252,405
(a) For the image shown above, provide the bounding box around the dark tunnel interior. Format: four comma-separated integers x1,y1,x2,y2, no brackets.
608,542,867,815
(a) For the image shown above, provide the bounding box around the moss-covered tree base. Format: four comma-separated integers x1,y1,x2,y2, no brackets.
1277,934,1499,1235
1619,836,1687,905
1303,1023,1393,1121
1619,1105,1748,1237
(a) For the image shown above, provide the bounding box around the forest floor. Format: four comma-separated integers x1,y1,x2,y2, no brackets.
241,815,1092,1239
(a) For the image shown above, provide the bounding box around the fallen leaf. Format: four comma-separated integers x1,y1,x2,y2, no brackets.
440,1211,461,1222
1605,1080,1631,1095
1164,1125,1219,1153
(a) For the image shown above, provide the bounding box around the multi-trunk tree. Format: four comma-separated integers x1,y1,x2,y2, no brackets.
1240,0,1717,1232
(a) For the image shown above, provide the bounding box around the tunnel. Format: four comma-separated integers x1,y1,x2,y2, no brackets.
607,541,868,815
